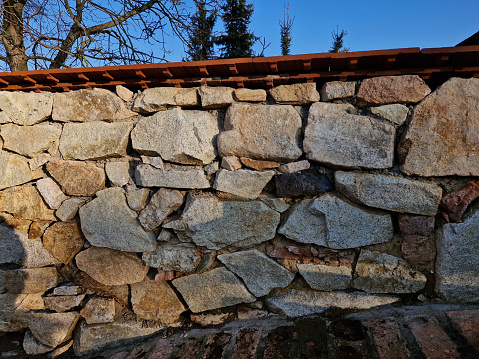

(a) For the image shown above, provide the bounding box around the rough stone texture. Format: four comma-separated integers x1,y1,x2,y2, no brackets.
53,88,135,122
435,206,479,302
126,188,150,211
54,284,83,296
399,77,479,176
131,108,219,165
234,88,267,102
446,310,479,354
0,111,9,124
172,267,255,313
357,75,431,106
23,330,54,355
44,294,85,313
279,194,393,249
79,187,156,252
352,250,427,294
132,87,199,113
36,177,68,209
240,157,280,171
1,123,61,157
266,289,400,317
105,161,130,187
56,198,87,221
28,312,80,348
116,85,134,102
221,156,242,171
370,104,409,125
59,121,133,160
261,198,290,213
135,165,210,189
28,153,55,171
335,172,443,216
75,247,149,286
204,161,219,175
440,181,479,222
0,154,44,191
401,235,436,272
4,267,58,294
0,91,53,126
275,172,333,197
141,155,164,169
80,297,116,324
269,83,320,105
190,311,235,326
278,160,310,173
213,169,274,199
130,278,186,323
368,318,410,359
138,188,184,230
304,103,395,169
320,81,356,101
398,214,435,236
164,195,280,250
297,263,352,291
142,243,199,272
198,86,234,109
42,221,85,264
0,185,56,220
218,250,295,297
217,103,302,162
47,160,105,197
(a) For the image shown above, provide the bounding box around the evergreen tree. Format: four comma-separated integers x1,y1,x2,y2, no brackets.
216,0,259,58
185,1,217,61
279,3,294,56
330,26,349,53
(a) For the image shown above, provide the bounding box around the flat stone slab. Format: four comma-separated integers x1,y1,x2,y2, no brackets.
80,297,116,324
132,87,199,113
29,312,80,348
198,87,234,109
79,188,156,252
36,177,69,209
335,171,443,216
399,77,479,176
352,250,427,294
131,108,219,165
297,264,352,291
164,195,280,250
4,267,58,294
269,83,320,105
142,243,199,272
234,89,266,102
218,250,295,297
42,221,84,265
105,161,130,187
0,185,56,220
1,123,61,158
217,103,302,162
0,154,44,191
320,81,356,101
135,165,210,189
304,102,395,169
44,294,85,313
370,104,409,125
213,169,274,199
56,198,87,221
265,289,400,317
435,206,479,302
0,91,53,126
172,267,256,313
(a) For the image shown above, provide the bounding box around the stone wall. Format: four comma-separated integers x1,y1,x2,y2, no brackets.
0,75,478,357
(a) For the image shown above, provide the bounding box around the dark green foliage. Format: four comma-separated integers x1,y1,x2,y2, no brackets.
279,3,294,56
185,1,217,61
330,26,349,53
216,0,259,58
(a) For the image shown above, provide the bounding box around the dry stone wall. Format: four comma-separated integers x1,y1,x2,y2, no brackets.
0,75,478,357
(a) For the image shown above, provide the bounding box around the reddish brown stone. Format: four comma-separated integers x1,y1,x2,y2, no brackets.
200,331,231,359
28,221,52,240
190,311,234,326
440,182,479,222
42,221,85,264
368,318,409,359
232,328,262,359
401,235,435,271
177,338,204,359
240,157,280,171
398,214,435,236
263,326,294,359
446,310,479,354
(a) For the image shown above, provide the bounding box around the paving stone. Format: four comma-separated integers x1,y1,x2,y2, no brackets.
126,187,151,211
304,102,395,169
279,194,393,249
335,171,442,216
217,103,303,162
446,310,479,354
221,156,242,171
80,296,116,324
398,214,435,236
105,161,131,187
116,85,134,102
357,75,431,106
176,337,204,359
399,77,479,176
368,318,410,359
370,104,409,125
55,197,87,221
263,325,295,359
240,157,280,171
46,160,105,197
440,181,479,222
200,331,232,358
297,263,352,291
213,169,274,199
232,328,262,359
435,205,479,302
79,187,156,252
295,318,328,359
265,289,400,317
172,267,256,313
0,91,53,126
138,188,184,230
135,164,210,189
42,221,85,264
131,108,219,165
0,153,44,191
75,247,148,286
269,83,320,105
36,177,68,209
44,294,85,313
320,81,356,101
352,250,427,294
131,277,186,324
132,87,199,113
1,122,61,157
59,121,133,160
275,172,333,197
234,88,267,102
218,250,295,297
278,160,311,173
3,267,58,294
142,243,199,272
164,195,280,250
53,88,135,122
198,86,234,109
23,330,54,355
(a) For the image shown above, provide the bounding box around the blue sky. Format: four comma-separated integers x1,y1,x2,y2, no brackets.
165,0,479,62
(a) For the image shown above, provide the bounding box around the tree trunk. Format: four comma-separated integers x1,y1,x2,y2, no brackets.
2,0,28,71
